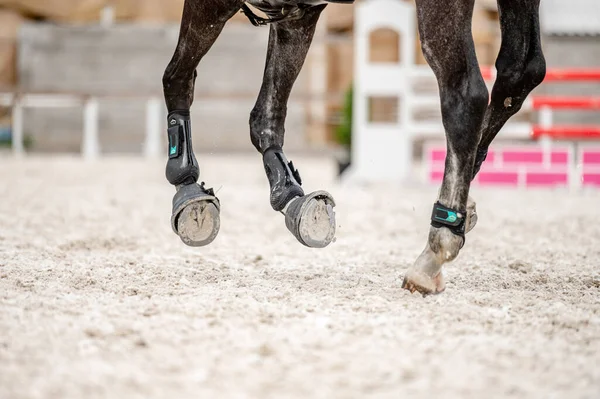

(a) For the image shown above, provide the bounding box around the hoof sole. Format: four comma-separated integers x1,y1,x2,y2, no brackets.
285,191,336,248
175,201,220,247
298,198,336,248
171,183,220,247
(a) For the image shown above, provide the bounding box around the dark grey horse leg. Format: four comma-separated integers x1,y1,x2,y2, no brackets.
472,0,546,178
403,0,489,294
163,0,242,247
250,5,336,248
463,0,546,236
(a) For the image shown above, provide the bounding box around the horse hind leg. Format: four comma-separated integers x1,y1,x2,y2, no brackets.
472,0,546,178
461,0,545,239
403,0,488,295
250,5,336,248
163,0,242,247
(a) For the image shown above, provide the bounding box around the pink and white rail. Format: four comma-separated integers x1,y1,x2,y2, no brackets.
425,66,600,189
425,144,600,189
348,0,600,185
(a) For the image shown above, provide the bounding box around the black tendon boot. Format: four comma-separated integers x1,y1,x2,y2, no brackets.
166,111,220,247
263,147,336,248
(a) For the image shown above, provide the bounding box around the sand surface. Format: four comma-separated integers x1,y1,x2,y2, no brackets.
0,154,599,399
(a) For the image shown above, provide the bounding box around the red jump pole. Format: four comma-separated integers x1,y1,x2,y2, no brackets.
543,69,600,82
532,125,600,140
480,67,600,82
532,96,600,110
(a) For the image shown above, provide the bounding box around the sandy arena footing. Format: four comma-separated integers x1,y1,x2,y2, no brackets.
0,155,599,398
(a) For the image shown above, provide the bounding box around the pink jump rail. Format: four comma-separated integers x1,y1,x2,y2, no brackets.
428,166,572,188
428,145,600,189
531,96,600,110
580,146,600,188
532,126,600,140
425,67,600,189
426,144,575,188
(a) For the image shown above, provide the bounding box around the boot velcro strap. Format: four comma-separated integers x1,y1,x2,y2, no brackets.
430,202,466,237
287,160,302,186
264,146,303,187
263,147,305,211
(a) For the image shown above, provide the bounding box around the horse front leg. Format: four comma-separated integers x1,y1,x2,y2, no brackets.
250,5,336,248
163,0,242,247
403,0,489,295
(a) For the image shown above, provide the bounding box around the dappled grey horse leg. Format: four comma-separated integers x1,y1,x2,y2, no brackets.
472,0,546,178
250,5,336,248
465,0,545,236
403,0,488,295
163,0,242,247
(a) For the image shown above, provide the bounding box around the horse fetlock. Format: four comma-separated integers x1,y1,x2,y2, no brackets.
249,115,284,153
429,226,463,263
262,146,305,211
165,111,199,186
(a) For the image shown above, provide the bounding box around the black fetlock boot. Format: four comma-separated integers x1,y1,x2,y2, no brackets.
263,147,336,248
166,111,220,247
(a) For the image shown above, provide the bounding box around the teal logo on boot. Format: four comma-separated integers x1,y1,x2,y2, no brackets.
445,212,457,223
435,207,457,223
170,145,177,156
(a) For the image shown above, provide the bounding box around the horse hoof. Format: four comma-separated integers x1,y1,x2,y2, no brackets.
171,183,220,247
176,201,220,247
401,270,446,296
284,190,336,248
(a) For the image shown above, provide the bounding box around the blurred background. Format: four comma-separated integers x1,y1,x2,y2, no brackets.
1,4,599,396
0,0,599,185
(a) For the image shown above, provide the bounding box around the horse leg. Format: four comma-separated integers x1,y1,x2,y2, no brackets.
163,0,242,247
472,0,546,178
403,0,489,295
250,5,336,248
459,0,546,236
